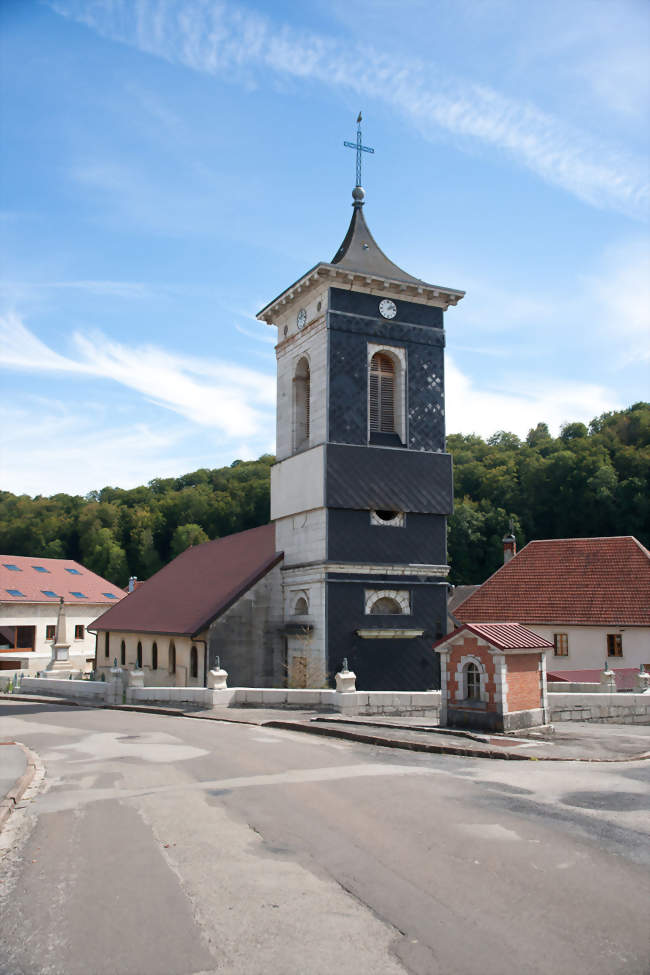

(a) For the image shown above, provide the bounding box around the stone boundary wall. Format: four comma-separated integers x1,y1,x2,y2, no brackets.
549,693,650,725
20,677,106,702
17,677,441,717
547,682,600,694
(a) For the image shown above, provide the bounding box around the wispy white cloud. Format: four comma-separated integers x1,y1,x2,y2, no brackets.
49,0,648,218
445,355,620,438
0,312,275,437
0,280,153,299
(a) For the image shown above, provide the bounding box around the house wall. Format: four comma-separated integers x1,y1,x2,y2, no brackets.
528,625,650,672
0,602,109,674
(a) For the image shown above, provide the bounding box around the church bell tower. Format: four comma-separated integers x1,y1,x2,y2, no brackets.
257,118,464,690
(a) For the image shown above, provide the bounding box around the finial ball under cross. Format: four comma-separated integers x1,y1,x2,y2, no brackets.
344,112,374,196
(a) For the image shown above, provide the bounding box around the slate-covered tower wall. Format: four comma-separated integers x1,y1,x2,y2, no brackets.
259,183,463,691
325,287,450,690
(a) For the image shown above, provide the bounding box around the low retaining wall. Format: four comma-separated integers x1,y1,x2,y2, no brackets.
547,682,601,694
16,677,441,717
549,693,650,725
20,677,106,702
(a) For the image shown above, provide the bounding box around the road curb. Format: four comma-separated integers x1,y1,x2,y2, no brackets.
0,742,40,832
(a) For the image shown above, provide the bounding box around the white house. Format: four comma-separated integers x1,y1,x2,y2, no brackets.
0,555,124,676
455,536,650,690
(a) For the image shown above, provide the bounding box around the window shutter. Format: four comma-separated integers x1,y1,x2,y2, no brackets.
369,353,395,433
305,369,310,440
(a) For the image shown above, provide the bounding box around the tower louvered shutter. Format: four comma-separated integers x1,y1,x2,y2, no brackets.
305,369,310,440
369,353,395,433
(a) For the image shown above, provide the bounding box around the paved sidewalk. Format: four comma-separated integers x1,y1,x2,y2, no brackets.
2,693,650,762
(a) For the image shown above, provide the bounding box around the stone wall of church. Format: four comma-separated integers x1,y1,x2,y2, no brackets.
207,563,284,687
275,320,328,461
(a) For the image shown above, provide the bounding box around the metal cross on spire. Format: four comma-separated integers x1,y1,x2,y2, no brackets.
344,111,374,188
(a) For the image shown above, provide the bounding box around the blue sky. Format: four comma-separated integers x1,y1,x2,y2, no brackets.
1,0,648,496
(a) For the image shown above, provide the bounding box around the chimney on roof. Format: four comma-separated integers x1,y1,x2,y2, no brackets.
128,576,138,593
502,531,517,564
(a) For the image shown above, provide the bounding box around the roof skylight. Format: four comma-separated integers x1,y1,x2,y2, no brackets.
41,590,59,598
70,591,87,598
6,589,24,597
102,592,118,599
3,564,21,571
65,568,82,575
33,566,49,573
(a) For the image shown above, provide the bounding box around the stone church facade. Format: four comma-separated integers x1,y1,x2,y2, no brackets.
92,175,464,690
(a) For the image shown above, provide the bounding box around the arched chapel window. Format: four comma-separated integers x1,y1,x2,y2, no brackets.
169,640,176,675
293,357,310,452
465,662,481,700
120,640,126,666
136,641,142,668
152,641,158,671
190,645,198,679
369,352,395,434
104,632,110,658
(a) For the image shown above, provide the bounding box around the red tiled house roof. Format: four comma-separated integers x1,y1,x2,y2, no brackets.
0,556,125,605
90,523,282,637
455,536,650,626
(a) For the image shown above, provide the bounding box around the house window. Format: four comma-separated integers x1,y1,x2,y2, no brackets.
293,356,310,452
190,645,198,679
169,640,176,675
136,641,142,668
369,352,395,434
120,640,126,666
553,633,568,656
152,641,158,670
74,625,84,640
607,634,623,657
46,625,55,640
465,662,481,700
104,632,110,658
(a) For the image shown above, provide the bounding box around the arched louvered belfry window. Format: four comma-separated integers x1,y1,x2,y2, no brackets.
369,596,402,615
369,352,395,434
293,357,310,452
190,645,198,679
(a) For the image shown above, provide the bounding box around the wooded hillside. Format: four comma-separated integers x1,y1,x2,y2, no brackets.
2,403,648,587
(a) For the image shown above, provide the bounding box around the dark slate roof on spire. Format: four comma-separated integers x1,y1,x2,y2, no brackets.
331,202,424,285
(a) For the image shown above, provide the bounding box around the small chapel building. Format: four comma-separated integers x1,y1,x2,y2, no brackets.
91,141,464,690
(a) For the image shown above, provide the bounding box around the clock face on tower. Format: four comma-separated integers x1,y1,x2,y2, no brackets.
379,299,397,320
297,308,307,329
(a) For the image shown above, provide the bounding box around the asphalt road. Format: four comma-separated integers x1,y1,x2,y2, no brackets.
1,700,649,975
